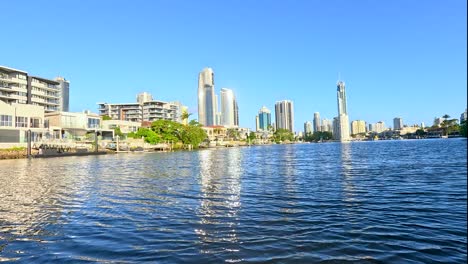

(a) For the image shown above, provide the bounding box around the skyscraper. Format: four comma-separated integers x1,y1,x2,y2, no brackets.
333,117,340,140
234,96,239,127
313,112,321,132
214,93,221,125
336,80,350,141
351,120,366,135
393,117,403,130
275,100,294,132
198,68,215,126
55,77,70,112
220,88,238,127
137,92,153,104
257,106,271,131
374,121,386,133
304,121,312,135
321,118,333,133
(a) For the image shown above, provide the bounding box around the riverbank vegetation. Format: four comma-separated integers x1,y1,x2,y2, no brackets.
273,129,295,143
303,131,333,142
127,120,207,148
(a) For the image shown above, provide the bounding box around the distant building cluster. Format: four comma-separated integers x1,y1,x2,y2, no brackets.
98,92,186,124
198,68,238,128
1,64,465,145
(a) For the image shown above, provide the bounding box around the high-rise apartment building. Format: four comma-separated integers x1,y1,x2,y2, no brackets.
336,80,350,141
275,100,294,132
198,68,215,126
393,117,403,130
332,117,340,140
351,120,366,135
256,106,271,131
370,121,386,133
304,121,312,135
220,88,238,127
0,65,68,113
55,77,70,112
98,92,183,123
321,118,333,133
137,92,153,104
313,112,321,132
214,94,222,125
233,97,239,127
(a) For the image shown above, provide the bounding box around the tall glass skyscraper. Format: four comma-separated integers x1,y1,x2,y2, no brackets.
220,88,238,127
336,80,350,141
304,121,312,135
257,106,271,131
275,100,294,132
198,68,215,126
313,112,321,132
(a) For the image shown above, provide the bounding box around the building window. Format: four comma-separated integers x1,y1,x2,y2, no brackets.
87,118,100,129
30,118,40,128
16,116,28,128
0,115,13,127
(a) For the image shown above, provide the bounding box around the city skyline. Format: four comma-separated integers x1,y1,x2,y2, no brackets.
0,0,466,131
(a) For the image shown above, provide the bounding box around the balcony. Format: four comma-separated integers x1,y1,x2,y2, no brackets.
0,91,13,98
31,82,59,92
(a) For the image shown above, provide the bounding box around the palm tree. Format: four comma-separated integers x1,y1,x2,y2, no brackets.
181,112,192,124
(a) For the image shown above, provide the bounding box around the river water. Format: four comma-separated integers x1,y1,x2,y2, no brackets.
0,139,466,263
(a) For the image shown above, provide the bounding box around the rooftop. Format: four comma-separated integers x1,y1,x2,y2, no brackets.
0,65,27,74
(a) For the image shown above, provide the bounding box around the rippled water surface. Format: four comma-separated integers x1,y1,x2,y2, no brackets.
0,139,466,263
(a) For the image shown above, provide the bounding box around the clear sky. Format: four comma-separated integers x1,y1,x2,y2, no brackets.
1,0,466,131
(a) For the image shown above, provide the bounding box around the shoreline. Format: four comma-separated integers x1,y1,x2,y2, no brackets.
0,137,465,160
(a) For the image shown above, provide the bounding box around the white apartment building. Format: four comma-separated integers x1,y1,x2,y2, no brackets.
351,120,366,135
98,93,184,123
0,65,68,112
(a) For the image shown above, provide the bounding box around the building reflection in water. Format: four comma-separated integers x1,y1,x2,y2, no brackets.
340,142,357,204
278,145,299,216
196,148,243,261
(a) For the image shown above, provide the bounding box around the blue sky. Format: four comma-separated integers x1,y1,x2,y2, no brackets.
1,0,466,131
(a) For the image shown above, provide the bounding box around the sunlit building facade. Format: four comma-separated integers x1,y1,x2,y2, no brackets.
336,80,350,141
257,106,271,131
198,68,215,126
275,100,294,132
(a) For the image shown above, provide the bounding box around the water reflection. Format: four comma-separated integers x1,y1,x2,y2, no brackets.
196,149,243,261
0,159,66,260
340,143,358,204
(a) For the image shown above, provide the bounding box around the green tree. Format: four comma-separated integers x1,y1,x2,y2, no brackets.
415,129,427,138
227,128,240,140
180,123,207,148
151,120,183,142
304,131,333,142
273,129,294,143
440,116,459,136
129,128,161,144
181,112,192,123
102,115,112,121
113,127,124,138
247,131,256,142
